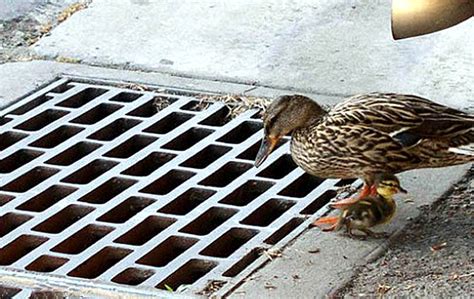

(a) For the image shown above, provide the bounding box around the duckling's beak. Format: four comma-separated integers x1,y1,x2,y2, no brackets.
398,186,408,194
255,135,278,167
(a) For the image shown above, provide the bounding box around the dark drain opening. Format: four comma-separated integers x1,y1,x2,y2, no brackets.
158,188,216,215
200,228,259,258
122,152,177,176
104,135,157,158
71,103,123,125
0,286,21,297
0,131,28,151
14,109,69,132
1,166,59,192
162,128,214,151
61,159,118,184
52,224,114,254
140,170,195,195
217,121,262,144
26,255,69,273
180,145,232,169
144,112,194,134
56,87,108,108
301,190,337,215
0,235,48,265
127,98,162,118
0,149,44,173
32,204,95,234
79,177,137,204
10,95,53,116
0,194,15,206
181,100,210,111
68,247,132,279
0,213,33,238
223,248,261,277
257,154,297,179
109,92,142,103
115,216,177,246
278,173,324,198
199,162,252,187
137,236,198,267
87,118,141,141
241,199,296,227
199,106,232,127
46,141,102,166
112,268,155,286
264,217,306,245
16,185,77,212
29,125,84,148
97,196,155,224
156,259,218,290
180,207,238,236
219,180,274,206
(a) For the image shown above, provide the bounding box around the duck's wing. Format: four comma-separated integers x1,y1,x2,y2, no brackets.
327,93,474,147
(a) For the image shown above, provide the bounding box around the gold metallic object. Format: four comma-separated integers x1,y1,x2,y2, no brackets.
391,0,474,39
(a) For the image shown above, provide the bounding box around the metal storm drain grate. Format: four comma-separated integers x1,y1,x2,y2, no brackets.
0,78,356,297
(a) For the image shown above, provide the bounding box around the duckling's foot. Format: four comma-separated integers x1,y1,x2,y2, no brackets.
311,216,339,231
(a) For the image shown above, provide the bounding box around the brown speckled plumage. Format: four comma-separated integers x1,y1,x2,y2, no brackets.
255,93,474,186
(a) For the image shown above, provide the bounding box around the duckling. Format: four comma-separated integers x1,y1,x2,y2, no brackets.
313,173,406,238
255,93,474,200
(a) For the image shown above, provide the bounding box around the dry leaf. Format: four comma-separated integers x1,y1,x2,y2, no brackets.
430,242,447,252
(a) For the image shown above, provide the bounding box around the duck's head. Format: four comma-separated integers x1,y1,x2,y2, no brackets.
255,94,326,167
374,173,407,198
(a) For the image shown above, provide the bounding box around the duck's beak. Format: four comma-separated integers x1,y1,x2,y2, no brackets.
255,135,278,168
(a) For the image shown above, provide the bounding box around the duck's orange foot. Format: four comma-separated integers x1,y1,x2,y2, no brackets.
311,216,339,231
331,183,376,209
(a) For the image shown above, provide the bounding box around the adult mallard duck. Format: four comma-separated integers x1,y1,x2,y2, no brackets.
255,93,474,199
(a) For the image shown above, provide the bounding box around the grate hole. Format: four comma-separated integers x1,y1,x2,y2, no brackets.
0,213,33,238
70,103,123,124
14,109,69,131
220,180,274,206
122,152,176,176
335,178,358,187
29,125,84,148
156,259,217,290
56,87,108,108
104,135,157,158
0,286,21,297
180,207,238,236
0,117,13,125
109,92,142,102
200,228,259,258
17,185,77,212
0,131,28,151
127,98,167,118
141,170,195,195
112,268,155,286
9,94,52,115
0,194,15,206
223,248,261,277
199,162,252,187
217,121,262,144
61,159,118,184
0,235,48,265
137,236,198,267
278,173,324,198
0,149,44,173
79,177,136,204
143,112,193,134
1,166,59,192
181,100,210,111
257,154,297,179
97,196,155,224
52,224,114,254
115,216,176,246
162,128,213,151
199,106,231,126
87,118,141,141
30,290,65,299
241,199,296,227
68,247,132,279
26,255,68,273
237,139,288,161
180,145,232,169
300,190,338,215
158,188,216,215
33,204,95,234
46,141,102,166
264,217,306,245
